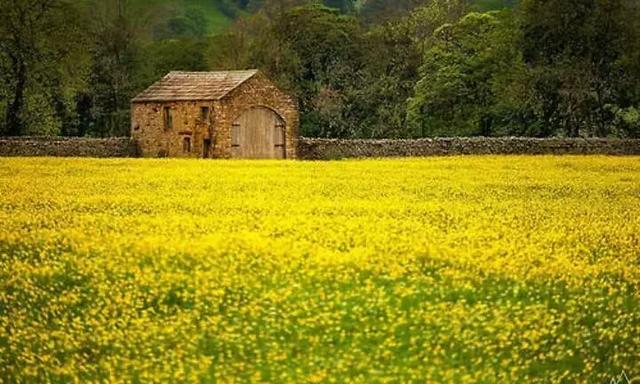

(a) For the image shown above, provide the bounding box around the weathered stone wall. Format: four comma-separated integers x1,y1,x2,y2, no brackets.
218,73,299,159
0,137,137,157
297,137,640,159
3,136,638,159
131,101,216,158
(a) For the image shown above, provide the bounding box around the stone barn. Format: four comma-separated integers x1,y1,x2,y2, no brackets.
131,70,298,159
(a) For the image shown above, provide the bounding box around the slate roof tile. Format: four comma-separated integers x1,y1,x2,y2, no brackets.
132,70,259,102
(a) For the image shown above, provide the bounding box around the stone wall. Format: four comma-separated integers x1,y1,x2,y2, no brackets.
297,137,640,159
132,101,216,158
0,137,138,157
2,136,639,159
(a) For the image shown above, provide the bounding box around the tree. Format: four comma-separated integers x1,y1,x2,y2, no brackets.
359,0,430,24
86,0,147,137
213,0,468,138
323,0,357,13
0,0,86,136
352,0,467,138
248,0,355,14
207,12,271,71
520,0,640,137
256,4,366,137
407,11,524,137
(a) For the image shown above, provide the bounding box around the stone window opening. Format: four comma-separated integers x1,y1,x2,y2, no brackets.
163,107,173,131
182,137,191,153
203,139,211,158
200,107,210,123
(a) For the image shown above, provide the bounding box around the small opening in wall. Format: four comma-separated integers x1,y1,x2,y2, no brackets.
133,124,140,131
203,139,211,158
163,107,173,131
183,137,191,153
201,106,210,122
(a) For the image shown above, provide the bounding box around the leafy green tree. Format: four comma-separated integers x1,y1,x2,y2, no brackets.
253,4,366,137
141,39,209,79
353,22,423,138
86,0,142,137
408,11,523,137
353,0,467,138
323,0,357,13
211,0,469,138
206,12,271,71
359,0,429,23
520,0,640,137
0,0,87,136
248,0,355,14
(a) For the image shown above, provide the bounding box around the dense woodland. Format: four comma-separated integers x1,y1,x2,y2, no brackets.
1,0,639,138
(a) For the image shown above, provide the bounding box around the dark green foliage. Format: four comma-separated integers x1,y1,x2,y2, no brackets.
470,0,519,11
322,0,357,13
87,0,142,137
407,0,640,138
408,11,525,137
153,6,210,39
0,0,88,136
351,0,467,138
267,5,366,136
519,0,640,137
359,0,430,23
208,4,368,137
0,0,639,138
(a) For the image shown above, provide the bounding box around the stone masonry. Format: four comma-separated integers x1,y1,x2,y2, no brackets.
2,136,639,159
297,137,640,159
131,70,299,159
0,137,137,157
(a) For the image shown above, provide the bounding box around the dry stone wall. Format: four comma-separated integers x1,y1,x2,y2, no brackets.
2,136,639,159
0,137,138,157
297,137,640,159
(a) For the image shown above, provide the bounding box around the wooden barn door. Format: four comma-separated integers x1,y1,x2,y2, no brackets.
231,107,286,159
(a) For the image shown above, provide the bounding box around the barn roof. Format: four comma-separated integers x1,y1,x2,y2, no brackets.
132,70,259,102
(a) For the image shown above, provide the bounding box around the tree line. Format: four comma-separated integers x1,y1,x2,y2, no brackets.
1,0,639,138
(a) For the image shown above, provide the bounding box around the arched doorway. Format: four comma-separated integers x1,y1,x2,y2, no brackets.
231,106,286,159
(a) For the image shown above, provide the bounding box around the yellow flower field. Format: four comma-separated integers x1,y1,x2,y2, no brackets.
1,156,639,383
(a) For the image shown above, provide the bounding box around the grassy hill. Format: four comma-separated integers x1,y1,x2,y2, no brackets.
127,0,519,39
177,0,236,35
130,0,242,36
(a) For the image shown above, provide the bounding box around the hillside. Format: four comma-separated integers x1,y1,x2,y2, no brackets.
130,0,519,38
130,0,246,36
